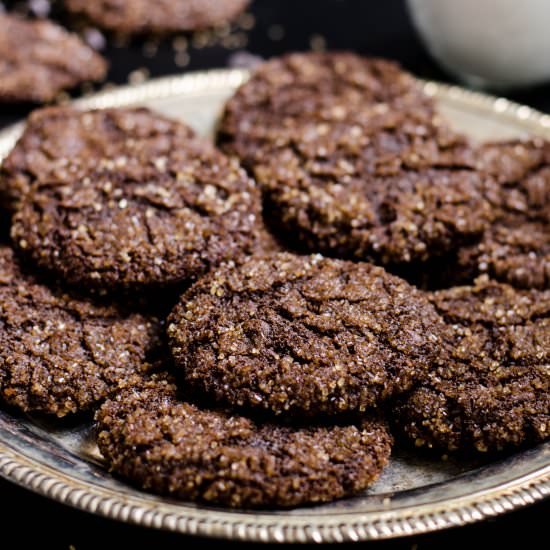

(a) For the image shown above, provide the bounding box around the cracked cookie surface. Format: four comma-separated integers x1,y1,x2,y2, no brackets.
219,52,493,265
219,52,462,168
395,276,550,452
168,253,447,417
453,139,550,289
96,373,392,508
0,245,162,416
9,107,261,290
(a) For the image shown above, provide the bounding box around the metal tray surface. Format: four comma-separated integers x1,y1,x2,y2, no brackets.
0,68,548,543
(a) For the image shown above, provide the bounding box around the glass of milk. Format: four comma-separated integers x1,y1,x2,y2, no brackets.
407,0,550,89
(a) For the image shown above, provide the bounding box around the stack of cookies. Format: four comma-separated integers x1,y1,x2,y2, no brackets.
0,52,548,509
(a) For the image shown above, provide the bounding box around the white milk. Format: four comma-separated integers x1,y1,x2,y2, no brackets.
407,0,550,89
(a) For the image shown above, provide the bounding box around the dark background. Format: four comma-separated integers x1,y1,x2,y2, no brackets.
1,0,548,547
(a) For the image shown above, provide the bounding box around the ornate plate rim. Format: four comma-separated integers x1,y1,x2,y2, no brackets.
0,68,549,543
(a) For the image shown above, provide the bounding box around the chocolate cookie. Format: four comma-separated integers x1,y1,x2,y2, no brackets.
168,253,447,417
262,165,494,265
64,0,250,34
219,53,493,265
452,139,550,289
0,244,162,417
96,373,392,508
395,276,550,452
3,106,196,211
0,14,107,103
219,52,467,168
9,107,261,290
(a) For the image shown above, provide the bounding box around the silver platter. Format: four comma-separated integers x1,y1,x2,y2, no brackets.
0,68,548,544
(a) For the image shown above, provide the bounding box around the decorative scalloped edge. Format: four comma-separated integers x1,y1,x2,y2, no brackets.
1,447,549,543
0,68,549,543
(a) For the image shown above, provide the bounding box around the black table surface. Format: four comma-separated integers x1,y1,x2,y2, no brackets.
1,1,548,547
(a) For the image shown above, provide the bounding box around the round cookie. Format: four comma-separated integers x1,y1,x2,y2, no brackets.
9,107,261,290
262,165,494,265
64,0,250,34
219,52,469,169
96,374,392,508
2,106,199,211
167,253,447,417
219,53,493,265
453,139,550,289
0,245,162,417
0,14,107,103
395,276,550,453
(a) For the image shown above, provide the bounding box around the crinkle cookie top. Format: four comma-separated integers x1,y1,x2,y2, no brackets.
96,373,392,508
453,139,550,289
218,53,493,265
395,276,550,453
219,52,472,170
0,245,162,416
168,253,447,417
10,107,261,290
